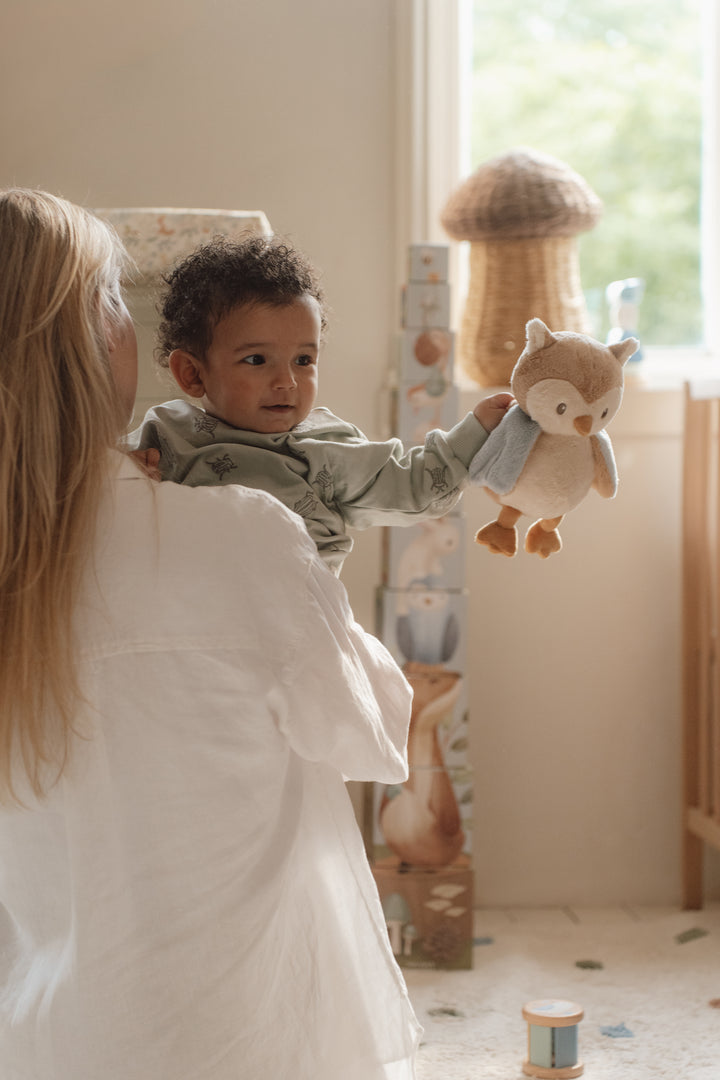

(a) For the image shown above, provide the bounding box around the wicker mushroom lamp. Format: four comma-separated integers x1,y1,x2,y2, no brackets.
440,147,602,388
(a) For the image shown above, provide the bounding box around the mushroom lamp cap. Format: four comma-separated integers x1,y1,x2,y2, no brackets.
441,147,602,242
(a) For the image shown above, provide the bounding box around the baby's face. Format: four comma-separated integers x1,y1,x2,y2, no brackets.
199,294,321,433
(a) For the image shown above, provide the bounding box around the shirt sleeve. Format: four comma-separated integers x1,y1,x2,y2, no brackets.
330,411,490,530
271,535,413,784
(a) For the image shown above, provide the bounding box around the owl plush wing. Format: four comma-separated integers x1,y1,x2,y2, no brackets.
468,404,541,496
591,429,619,497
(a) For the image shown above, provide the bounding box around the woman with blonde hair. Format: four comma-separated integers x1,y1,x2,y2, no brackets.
0,188,137,805
0,189,420,1079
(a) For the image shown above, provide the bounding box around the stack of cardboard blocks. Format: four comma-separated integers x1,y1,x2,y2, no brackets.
369,245,474,970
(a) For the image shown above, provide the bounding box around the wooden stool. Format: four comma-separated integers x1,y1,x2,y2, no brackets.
522,999,584,1078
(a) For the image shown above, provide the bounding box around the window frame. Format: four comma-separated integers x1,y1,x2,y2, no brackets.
396,0,719,368
393,0,468,329
702,0,720,355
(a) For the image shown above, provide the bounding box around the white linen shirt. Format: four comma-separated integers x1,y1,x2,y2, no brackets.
0,453,421,1080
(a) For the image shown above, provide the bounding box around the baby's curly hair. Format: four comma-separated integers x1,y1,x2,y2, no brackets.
155,234,328,368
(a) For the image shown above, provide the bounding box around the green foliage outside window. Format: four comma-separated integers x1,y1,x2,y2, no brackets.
471,0,702,346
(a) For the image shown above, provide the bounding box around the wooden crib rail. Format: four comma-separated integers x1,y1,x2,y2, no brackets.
682,382,720,908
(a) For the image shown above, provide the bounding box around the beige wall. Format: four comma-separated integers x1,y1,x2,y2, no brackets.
463,380,703,906
3,0,394,620
3,0,715,906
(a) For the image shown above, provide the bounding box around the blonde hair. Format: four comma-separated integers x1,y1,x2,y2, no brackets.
0,189,131,803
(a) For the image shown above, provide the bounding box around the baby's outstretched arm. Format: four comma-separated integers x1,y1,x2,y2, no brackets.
127,447,162,481
473,392,515,433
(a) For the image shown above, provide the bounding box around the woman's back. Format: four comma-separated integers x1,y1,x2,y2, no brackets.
0,456,419,1080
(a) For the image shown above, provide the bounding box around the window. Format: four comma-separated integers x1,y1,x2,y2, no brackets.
470,0,702,349
396,0,718,360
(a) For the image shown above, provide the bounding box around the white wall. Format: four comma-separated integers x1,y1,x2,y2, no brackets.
3,0,715,906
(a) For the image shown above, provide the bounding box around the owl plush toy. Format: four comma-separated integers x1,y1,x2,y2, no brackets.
469,318,638,558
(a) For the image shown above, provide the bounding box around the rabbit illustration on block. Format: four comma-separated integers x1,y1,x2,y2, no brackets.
379,664,464,869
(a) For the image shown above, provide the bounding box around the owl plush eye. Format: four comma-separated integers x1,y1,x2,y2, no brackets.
556,403,567,415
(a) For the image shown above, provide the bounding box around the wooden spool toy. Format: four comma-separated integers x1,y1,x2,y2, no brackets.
522,999,584,1078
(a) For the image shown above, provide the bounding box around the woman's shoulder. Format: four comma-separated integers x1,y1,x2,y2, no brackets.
165,481,321,583
161,473,311,537
99,466,320,643
112,450,312,553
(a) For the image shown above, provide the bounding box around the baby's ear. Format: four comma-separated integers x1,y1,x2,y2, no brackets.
169,350,206,398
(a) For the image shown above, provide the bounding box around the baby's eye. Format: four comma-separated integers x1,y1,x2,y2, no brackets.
556,402,567,415
601,407,609,418
296,354,316,367
240,354,265,366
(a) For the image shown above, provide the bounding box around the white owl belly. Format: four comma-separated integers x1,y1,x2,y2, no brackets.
505,434,595,518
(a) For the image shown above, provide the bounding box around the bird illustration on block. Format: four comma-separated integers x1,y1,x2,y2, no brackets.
379,663,464,869
469,318,638,558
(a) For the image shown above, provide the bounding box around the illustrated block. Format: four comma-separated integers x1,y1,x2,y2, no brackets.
382,513,466,592
395,382,459,448
373,864,474,970
408,244,449,284
376,586,467,670
397,327,455,386
402,281,451,330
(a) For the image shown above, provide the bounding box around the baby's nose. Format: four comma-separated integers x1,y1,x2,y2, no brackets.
272,363,297,388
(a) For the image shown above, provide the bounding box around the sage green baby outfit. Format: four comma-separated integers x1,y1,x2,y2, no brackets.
128,401,489,574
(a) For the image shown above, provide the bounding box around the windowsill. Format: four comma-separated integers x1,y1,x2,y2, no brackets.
455,346,720,438
622,348,720,392
456,346,720,396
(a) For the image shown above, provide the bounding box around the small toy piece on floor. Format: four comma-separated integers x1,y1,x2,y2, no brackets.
522,999,584,1078
675,926,709,944
600,1022,634,1038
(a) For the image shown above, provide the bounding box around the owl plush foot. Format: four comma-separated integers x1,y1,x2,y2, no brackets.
475,521,518,557
525,520,563,558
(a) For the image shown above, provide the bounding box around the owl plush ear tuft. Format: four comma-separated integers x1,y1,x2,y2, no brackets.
525,318,556,354
609,336,640,366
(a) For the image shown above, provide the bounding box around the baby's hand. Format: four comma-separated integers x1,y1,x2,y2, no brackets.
473,392,515,433
128,447,162,481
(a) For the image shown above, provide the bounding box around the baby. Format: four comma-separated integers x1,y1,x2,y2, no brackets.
127,236,513,573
